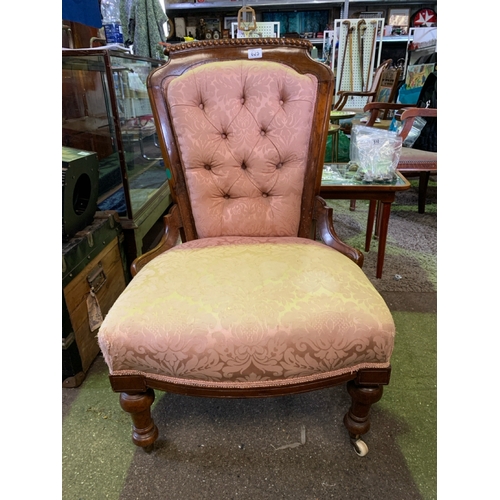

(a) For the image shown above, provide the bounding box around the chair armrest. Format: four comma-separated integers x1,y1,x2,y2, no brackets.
398,107,437,140
400,107,437,120
313,196,364,267
131,204,183,276
339,91,377,98
363,102,413,126
364,102,413,112
333,90,376,110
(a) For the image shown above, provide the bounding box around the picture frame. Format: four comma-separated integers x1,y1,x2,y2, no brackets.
205,18,220,32
322,30,336,66
388,9,410,28
224,17,238,30
405,63,435,89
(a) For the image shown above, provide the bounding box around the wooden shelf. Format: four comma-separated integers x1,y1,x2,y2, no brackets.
166,1,338,10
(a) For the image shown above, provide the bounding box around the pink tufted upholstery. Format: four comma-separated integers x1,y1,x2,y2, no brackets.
165,60,317,238
97,40,395,456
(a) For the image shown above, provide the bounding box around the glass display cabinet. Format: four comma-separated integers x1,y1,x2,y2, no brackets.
62,48,172,265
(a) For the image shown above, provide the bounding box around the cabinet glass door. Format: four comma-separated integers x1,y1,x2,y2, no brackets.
62,50,169,221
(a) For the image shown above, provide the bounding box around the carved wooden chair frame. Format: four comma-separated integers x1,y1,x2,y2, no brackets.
103,39,393,457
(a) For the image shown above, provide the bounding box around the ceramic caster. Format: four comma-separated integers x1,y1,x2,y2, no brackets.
351,438,368,457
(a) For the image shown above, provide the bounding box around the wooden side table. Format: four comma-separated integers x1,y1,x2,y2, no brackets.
320,164,410,278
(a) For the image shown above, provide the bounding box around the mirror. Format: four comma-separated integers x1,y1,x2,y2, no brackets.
238,6,257,33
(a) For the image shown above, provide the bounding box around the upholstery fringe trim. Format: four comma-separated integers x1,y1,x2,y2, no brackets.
109,361,390,390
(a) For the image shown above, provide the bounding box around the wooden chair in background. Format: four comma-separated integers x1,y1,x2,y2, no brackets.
364,102,437,214
329,60,400,166
332,59,394,112
349,101,436,214
371,66,402,120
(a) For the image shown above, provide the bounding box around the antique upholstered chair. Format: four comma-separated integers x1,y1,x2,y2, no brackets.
97,39,395,457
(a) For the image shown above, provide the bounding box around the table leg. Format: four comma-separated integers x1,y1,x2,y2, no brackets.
375,200,381,238
375,201,392,279
329,120,341,163
418,171,431,214
365,200,377,252
334,128,339,162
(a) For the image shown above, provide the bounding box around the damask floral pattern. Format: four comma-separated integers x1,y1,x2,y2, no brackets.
98,238,395,389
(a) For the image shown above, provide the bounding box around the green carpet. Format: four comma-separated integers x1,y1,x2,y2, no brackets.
379,311,437,499
62,368,134,498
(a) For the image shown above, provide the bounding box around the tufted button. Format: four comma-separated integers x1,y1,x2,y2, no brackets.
204,164,211,170
279,100,284,105
199,103,204,110
241,163,247,170
276,162,283,169
260,130,266,136
240,97,245,104
262,193,268,198
221,133,227,139
223,194,230,199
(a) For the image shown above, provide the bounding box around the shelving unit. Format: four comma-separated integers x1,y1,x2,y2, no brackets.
162,2,421,64
164,0,338,43
165,0,338,10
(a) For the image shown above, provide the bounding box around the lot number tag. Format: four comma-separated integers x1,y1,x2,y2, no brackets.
248,48,262,59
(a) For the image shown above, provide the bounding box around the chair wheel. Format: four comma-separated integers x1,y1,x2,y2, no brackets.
352,438,368,457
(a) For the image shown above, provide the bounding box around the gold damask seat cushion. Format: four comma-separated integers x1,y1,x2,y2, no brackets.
98,237,395,389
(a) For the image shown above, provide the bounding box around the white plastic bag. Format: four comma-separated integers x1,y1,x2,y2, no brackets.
350,125,402,182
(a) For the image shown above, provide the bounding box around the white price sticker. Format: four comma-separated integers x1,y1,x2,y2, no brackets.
248,48,263,59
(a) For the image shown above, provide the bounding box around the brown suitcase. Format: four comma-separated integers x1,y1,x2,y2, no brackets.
62,211,129,387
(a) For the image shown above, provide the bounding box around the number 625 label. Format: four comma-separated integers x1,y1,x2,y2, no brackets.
248,48,263,59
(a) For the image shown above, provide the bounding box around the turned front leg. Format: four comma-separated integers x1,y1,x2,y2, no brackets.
120,388,159,450
343,380,383,439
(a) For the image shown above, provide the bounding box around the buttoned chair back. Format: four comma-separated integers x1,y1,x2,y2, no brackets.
149,39,333,242
97,39,395,458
